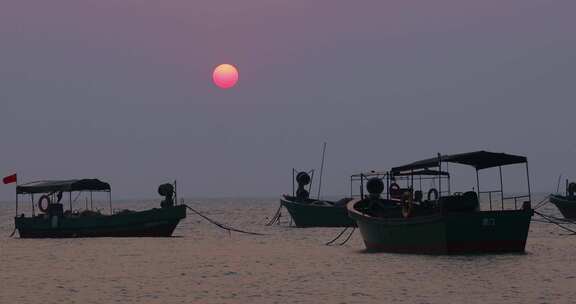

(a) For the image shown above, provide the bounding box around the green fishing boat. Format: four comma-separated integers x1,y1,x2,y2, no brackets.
347,151,534,254
550,180,576,218
13,179,186,238
278,170,355,228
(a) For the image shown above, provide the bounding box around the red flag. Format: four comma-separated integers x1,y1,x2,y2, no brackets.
3,173,17,184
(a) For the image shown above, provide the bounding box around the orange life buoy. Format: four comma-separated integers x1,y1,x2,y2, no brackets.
38,195,51,213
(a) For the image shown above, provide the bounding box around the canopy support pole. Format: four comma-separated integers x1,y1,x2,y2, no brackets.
292,169,295,197
525,162,532,203
499,166,504,210
15,183,19,217
69,192,72,212
360,174,364,200
109,191,112,215
437,153,442,199
475,170,480,194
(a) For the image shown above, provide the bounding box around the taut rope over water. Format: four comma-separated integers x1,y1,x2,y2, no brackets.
9,227,16,237
184,204,267,236
326,227,356,246
265,204,283,226
533,210,576,235
533,195,551,210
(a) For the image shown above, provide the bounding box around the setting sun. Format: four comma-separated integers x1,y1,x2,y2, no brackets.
213,64,239,89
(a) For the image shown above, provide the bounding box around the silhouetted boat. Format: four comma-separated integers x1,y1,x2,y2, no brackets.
550,181,576,218
347,151,534,254
280,170,355,228
13,179,186,238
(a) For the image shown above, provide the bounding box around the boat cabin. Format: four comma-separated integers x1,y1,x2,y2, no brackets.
350,151,532,218
15,179,112,218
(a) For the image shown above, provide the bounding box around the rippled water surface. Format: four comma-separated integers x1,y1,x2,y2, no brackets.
1,196,575,303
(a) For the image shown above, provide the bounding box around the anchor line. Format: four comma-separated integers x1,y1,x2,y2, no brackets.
265,204,283,226
533,195,551,210
184,204,267,236
325,227,355,246
9,226,16,237
326,227,348,245
339,227,356,245
534,210,576,235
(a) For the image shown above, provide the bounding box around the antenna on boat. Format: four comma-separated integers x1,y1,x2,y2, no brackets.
174,180,178,206
317,142,327,200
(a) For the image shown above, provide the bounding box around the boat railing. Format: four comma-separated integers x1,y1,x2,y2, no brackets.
479,190,529,211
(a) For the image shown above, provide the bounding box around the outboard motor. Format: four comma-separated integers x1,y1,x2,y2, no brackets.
158,183,175,208
295,172,311,200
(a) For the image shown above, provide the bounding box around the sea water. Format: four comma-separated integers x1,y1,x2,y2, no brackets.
1,195,575,304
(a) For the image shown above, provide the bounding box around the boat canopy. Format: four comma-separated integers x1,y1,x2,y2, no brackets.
17,179,111,194
392,151,527,173
352,169,449,178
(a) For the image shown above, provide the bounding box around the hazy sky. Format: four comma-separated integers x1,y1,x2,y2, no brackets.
1,0,575,200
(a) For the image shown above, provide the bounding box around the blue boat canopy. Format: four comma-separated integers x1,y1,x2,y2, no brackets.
391,151,527,173
17,179,111,194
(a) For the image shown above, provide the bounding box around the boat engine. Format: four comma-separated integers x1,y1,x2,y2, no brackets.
158,183,175,208
295,172,311,200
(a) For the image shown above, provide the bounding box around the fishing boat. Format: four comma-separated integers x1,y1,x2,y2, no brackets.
279,170,355,228
347,151,534,254
13,179,186,238
550,181,576,218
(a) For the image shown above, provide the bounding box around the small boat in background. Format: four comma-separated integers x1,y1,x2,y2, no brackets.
13,179,186,238
550,181,576,218
279,170,355,228
347,151,534,254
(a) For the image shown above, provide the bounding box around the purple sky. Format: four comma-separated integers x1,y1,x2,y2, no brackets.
1,0,575,199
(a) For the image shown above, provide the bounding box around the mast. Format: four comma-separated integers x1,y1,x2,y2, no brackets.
317,142,327,200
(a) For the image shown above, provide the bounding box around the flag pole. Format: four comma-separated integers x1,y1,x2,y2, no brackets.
15,178,19,217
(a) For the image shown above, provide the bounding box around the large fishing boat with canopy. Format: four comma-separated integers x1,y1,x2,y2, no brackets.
13,178,186,238
347,151,534,254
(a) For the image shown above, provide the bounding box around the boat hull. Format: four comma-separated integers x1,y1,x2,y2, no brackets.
15,205,187,238
281,198,356,228
549,195,576,219
348,201,532,254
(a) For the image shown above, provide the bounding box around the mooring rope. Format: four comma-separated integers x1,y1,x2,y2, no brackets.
325,227,356,246
338,227,356,245
534,195,551,210
534,210,576,235
265,204,282,226
326,227,349,245
184,204,267,236
9,227,16,237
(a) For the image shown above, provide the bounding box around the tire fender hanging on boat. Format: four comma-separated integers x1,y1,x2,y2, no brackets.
38,195,51,213
389,183,401,198
427,188,439,201
401,191,413,218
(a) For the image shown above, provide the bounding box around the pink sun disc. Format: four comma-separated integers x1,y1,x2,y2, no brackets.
213,64,239,89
